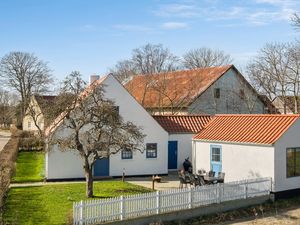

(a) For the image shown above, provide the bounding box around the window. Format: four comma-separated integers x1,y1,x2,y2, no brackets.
146,143,157,158
121,149,133,159
211,147,221,162
214,88,220,98
28,121,31,129
113,106,119,113
239,89,245,100
287,148,300,177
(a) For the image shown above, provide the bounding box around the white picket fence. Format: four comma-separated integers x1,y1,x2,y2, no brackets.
73,177,271,225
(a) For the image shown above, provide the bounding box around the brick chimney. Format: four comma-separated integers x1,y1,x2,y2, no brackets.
89,74,100,84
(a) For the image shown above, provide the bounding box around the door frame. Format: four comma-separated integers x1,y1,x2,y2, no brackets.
210,144,222,174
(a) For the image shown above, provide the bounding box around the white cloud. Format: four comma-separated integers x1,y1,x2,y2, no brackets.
161,22,189,30
152,0,300,27
113,24,153,32
153,3,200,18
79,24,96,32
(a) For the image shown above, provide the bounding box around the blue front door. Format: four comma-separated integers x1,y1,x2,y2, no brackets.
94,158,109,177
168,141,178,170
210,145,222,176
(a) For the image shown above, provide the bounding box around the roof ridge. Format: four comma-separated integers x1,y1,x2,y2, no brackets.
131,65,233,78
153,114,212,117
215,114,300,117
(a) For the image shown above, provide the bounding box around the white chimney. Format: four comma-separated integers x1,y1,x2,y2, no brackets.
90,74,100,84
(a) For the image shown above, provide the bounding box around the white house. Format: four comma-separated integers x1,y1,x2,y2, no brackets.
45,74,169,180
23,95,56,132
153,115,212,170
193,114,300,197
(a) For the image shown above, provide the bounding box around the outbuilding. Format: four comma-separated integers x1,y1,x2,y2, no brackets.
193,114,300,197
153,115,212,170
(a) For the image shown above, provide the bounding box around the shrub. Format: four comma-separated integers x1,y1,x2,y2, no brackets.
0,130,19,222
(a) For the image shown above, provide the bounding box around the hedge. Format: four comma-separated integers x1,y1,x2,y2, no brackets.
0,129,19,222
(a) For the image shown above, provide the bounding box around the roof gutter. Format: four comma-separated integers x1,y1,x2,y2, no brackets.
192,139,274,147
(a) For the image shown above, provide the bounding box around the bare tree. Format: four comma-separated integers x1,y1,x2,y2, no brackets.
48,72,144,197
247,43,292,114
0,89,18,128
182,47,232,69
291,13,300,29
0,52,53,120
110,43,180,82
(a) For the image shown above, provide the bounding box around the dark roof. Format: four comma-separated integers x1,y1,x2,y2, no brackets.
194,114,300,145
259,95,280,114
34,95,57,113
153,115,213,133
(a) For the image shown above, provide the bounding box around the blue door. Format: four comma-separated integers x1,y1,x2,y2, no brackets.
168,141,178,170
210,145,222,176
94,158,109,177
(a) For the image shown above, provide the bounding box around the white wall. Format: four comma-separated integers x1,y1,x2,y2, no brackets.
274,118,300,192
169,133,193,170
22,97,44,132
46,75,169,179
193,141,274,182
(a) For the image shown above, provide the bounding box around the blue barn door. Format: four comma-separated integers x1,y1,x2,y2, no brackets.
168,141,178,170
94,158,109,177
210,145,222,176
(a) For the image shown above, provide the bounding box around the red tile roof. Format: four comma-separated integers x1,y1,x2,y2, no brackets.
193,114,300,145
125,65,233,108
153,115,213,133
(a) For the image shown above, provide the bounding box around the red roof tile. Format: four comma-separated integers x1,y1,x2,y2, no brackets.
193,114,300,145
125,65,233,108
153,115,213,133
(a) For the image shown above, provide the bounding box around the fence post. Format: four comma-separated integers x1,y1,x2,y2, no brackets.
244,180,248,199
120,196,125,220
189,188,193,209
217,183,221,203
156,191,160,214
79,200,85,225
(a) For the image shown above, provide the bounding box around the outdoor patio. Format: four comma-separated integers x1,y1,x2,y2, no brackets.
126,172,180,191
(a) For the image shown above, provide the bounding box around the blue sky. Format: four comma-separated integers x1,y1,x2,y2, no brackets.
1,0,300,83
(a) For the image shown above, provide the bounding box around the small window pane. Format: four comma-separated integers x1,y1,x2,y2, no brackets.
146,143,157,158
287,148,300,177
121,150,132,159
214,88,220,98
212,147,221,162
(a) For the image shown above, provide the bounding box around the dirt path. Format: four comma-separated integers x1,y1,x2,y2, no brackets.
227,207,300,225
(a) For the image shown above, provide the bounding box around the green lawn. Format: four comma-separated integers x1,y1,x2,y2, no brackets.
12,151,45,183
4,181,151,225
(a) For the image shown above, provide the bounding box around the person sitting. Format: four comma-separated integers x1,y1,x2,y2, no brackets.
183,158,192,173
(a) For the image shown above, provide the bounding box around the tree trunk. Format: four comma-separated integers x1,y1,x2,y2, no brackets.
85,166,93,198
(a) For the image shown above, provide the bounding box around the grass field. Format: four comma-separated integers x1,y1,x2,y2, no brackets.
12,151,45,183
3,181,151,225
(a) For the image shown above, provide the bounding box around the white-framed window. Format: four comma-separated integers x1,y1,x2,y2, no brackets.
28,121,32,129
146,143,157,158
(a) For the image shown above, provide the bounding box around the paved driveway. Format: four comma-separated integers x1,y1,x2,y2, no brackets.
0,130,11,152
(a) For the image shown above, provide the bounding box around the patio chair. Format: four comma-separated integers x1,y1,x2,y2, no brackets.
218,172,225,183
197,175,206,186
178,170,190,188
208,170,215,177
